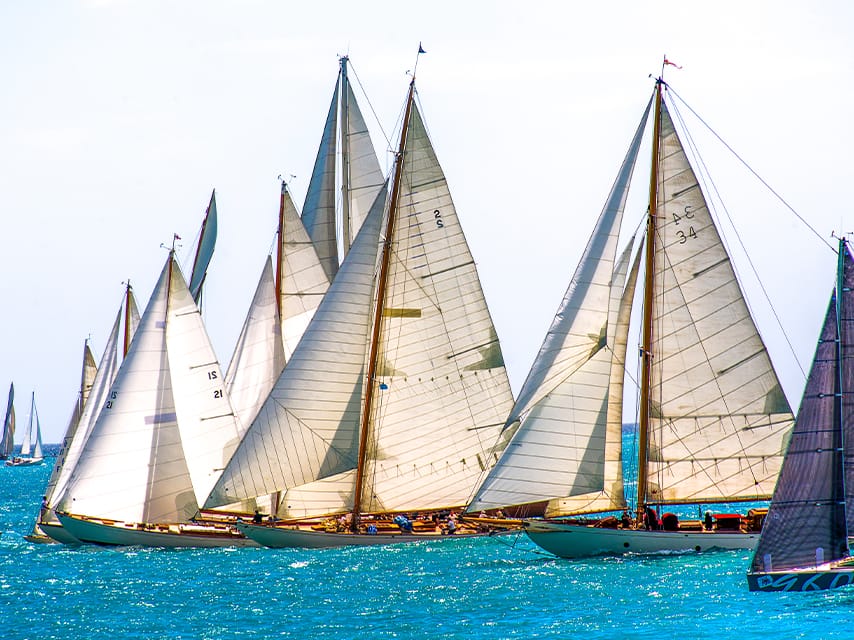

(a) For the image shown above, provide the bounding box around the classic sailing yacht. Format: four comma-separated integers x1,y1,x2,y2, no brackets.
204,78,518,548
37,285,140,544
1,383,15,460
55,249,254,547
468,75,795,557
5,392,44,466
302,56,385,281
747,238,854,592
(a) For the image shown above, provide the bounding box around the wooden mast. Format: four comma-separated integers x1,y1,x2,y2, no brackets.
123,282,133,358
275,180,287,317
339,56,352,258
636,79,663,519
351,79,415,530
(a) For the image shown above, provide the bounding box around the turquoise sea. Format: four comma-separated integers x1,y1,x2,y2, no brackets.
2,450,852,640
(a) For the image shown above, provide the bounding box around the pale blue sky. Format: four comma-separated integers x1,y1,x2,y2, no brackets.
1,1,852,441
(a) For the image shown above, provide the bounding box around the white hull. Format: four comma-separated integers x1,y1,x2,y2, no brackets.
524,520,759,558
5,457,44,467
237,522,507,549
57,513,259,548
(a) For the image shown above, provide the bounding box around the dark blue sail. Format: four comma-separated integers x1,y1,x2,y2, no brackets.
749,240,854,573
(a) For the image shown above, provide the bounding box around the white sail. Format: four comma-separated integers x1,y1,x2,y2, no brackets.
343,80,384,246
20,393,34,456
49,309,122,509
645,101,793,504
32,400,43,460
279,184,331,359
164,257,242,509
359,100,515,513
545,239,641,516
302,77,340,281
226,256,285,431
205,184,388,510
468,102,650,513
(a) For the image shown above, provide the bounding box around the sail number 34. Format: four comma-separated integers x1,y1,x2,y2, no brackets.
672,206,697,244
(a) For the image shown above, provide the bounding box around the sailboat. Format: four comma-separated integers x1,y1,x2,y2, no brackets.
55,248,256,547
1,383,14,460
301,56,385,281
746,238,854,592
204,77,519,548
35,285,140,544
5,392,44,466
467,74,795,558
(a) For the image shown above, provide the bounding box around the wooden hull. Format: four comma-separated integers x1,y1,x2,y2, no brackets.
524,520,759,558
56,513,259,548
747,566,854,592
236,522,511,549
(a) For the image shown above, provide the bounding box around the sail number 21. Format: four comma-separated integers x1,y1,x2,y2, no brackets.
672,206,697,244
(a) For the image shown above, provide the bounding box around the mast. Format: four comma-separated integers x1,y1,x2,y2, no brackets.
339,56,352,257
636,79,663,516
123,282,133,357
351,80,415,529
275,179,287,316
834,237,848,537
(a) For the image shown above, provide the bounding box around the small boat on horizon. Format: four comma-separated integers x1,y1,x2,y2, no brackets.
5,391,44,467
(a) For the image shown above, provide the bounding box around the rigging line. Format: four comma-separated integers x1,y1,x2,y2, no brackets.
346,61,392,153
666,84,834,253
668,97,807,383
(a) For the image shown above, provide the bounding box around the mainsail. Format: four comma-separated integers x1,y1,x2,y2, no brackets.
207,82,514,520
301,57,384,280
469,80,794,520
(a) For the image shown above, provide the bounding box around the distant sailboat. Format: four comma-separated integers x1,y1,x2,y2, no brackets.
302,56,385,280
5,392,43,466
55,250,255,547
1,383,15,460
36,285,140,544
205,78,518,547
468,75,795,557
747,238,854,592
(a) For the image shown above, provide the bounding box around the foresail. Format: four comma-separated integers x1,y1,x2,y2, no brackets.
20,393,34,456
226,256,285,431
189,189,218,303
49,311,121,508
1,383,14,458
360,101,515,513
750,244,854,573
646,99,794,504
344,81,384,244
280,186,331,359
204,185,388,510
302,77,340,281
468,101,650,514
165,258,242,510
32,401,43,459
58,259,197,524
82,342,97,406
545,239,642,516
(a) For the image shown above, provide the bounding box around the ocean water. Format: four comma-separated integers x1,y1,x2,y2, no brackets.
2,453,853,639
